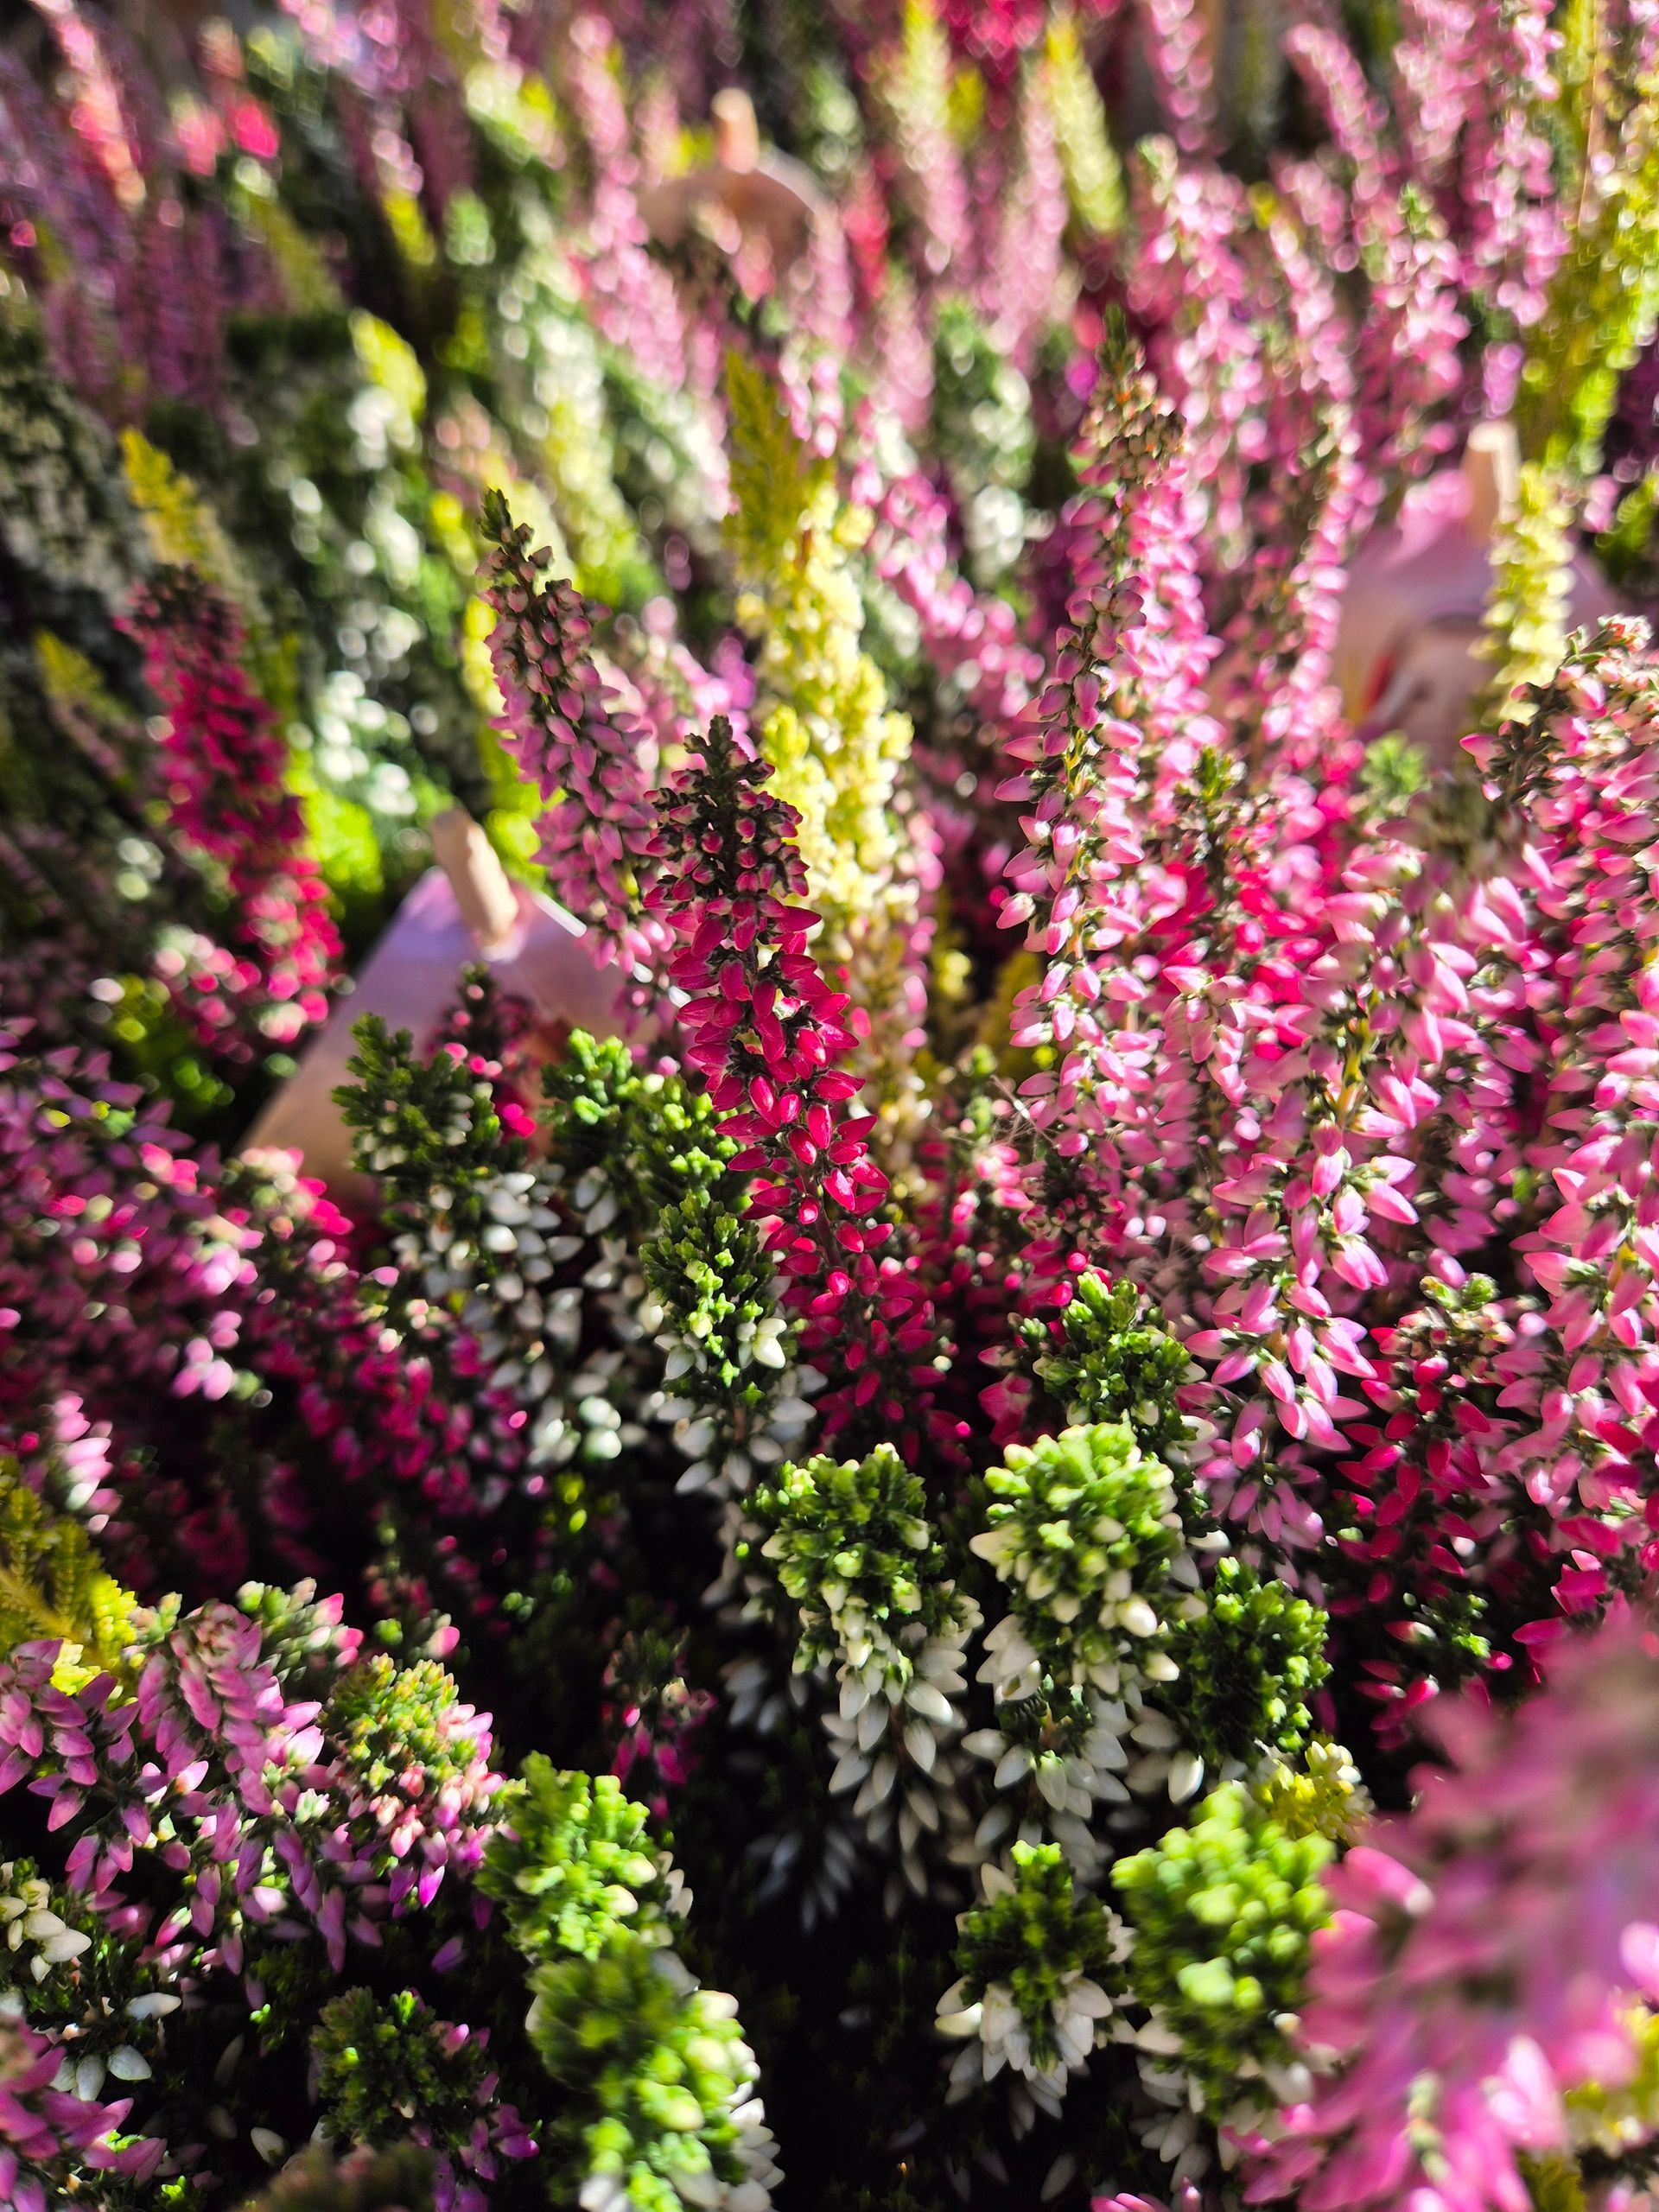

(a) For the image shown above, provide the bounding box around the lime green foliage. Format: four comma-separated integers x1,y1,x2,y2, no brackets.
950,1842,1118,2074
118,427,302,722
314,1988,493,2153
1113,1782,1332,2113
1516,86,1659,477
1518,2157,1588,2212
545,1033,798,1433
1487,66,1659,720
543,1030,739,1239
232,169,343,316
0,1465,134,1684
751,1445,969,1687
1354,730,1431,819
1253,1736,1372,1844
290,757,385,910
481,1757,681,1960
644,1186,789,1402
352,311,428,444
522,1936,763,2212
725,350,834,582
970,1424,1192,1684
237,2143,435,2212
461,55,564,172
120,427,249,602
1017,1272,1199,1470
1043,12,1125,237
482,1756,770,2212
327,1652,489,1805
724,351,912,939
883,1,961,171
1161,1558,1330,1772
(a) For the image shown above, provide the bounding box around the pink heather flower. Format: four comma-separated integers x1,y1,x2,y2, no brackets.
601,1627,716,1818
1246,1616,1659,2212
0,2013,158,2212
1282,26,1466,480
976,65,1067,372
560,11,695,396
480,493,669,992
864,458,1042,733
1455,0,1566,334
0,1027,510,1614
1137,0,1218,156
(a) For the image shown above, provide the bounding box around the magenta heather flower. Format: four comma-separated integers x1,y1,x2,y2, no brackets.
123,574,342,1061
647,715,947,1461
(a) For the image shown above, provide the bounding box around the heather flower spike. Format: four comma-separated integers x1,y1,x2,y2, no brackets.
480,485,670,993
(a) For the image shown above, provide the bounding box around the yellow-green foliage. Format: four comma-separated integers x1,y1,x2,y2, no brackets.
1517,2156,1586,2212
35,631,128,747
120,428,248,598
1044,12,1125,237
352,309,429,440
1477,59,1659,723
724,353,912,939
230,164,342,313
1252,1737,1373,1845
120,429,302,721
889,0,958,146
0,1465,135,1688
1478,460,1575,726
1516,82,1659,474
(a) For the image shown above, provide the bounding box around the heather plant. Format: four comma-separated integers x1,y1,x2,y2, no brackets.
10,1,1659,2208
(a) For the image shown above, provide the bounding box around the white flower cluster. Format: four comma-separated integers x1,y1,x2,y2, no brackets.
960,1688,1136,1879
389,1157,658,1478
938,1966,1115,2122
0,1864,179,2102
0,336,146,605
820,1605,983,1912
966,1430,1213,1864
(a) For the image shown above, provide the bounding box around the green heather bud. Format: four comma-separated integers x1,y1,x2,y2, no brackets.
313,1988,492,2161
941,1842,1119,2087
972,1423,1196,1690
481,1757,681,1961
1113,1782,1332,2113
1160,1558,1330,1773
1017,1272,1201,1471
1253,1736,1372,1844
0,1464,135,1688
524,1937,767,2212
751,1445,969,1689
543,1030,740,1236
644,1187,785,1402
